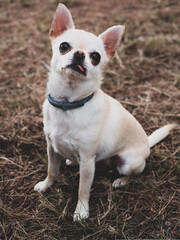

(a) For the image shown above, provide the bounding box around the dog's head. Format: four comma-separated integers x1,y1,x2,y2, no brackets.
50,4,125,86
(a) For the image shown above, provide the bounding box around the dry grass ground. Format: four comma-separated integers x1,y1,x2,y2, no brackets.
0,0,180,239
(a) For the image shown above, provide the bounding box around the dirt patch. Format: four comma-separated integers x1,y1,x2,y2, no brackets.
0,0,179,239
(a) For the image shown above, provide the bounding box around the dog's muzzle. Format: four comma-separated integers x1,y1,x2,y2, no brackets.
67,51,87,76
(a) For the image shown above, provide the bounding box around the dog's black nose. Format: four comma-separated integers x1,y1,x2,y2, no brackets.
74,51,85,61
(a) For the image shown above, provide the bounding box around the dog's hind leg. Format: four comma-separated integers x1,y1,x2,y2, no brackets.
34,143,61,192
111,152,147,189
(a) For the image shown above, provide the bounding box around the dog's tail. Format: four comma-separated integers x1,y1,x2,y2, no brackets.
148,124,176,148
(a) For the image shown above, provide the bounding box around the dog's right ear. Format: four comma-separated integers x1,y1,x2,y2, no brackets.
50,3,75,39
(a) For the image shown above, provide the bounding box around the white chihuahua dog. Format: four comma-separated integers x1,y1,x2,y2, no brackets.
34,3,175,221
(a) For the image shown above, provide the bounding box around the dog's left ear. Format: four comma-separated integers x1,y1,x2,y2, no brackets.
99,25,125,59
50,3,75,39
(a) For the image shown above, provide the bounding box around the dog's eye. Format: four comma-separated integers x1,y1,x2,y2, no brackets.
90,52,101,66
59,42,71,53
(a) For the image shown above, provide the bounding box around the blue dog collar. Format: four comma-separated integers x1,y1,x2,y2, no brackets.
48,93,94,111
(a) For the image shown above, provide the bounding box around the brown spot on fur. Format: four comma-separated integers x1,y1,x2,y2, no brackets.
105,155,124,169
78,43,86,51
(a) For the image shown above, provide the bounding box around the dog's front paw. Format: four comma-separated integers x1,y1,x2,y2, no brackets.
34,180,49,193
73,201,89,221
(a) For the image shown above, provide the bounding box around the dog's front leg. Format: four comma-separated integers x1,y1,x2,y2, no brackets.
73,156,95,221
34,143,61,192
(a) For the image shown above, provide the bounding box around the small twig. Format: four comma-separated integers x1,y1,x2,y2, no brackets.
154,192,176,219
0,135,8,141
120,100,139,107
0,222,8,240
80,227,107,240
41,60,50,71
0,156,24,169
150,86,171,98
100,201,113,221
147,112,180,117
15,220,28,236
0,169,41,184
143,92,150,117
115,52,126,70
60,197,71,219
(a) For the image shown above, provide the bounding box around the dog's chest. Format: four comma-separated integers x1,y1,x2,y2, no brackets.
51,125,80,162
50,132,79,162
44,105,85,161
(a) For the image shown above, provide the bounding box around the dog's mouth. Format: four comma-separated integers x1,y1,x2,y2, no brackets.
67,64,87,76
